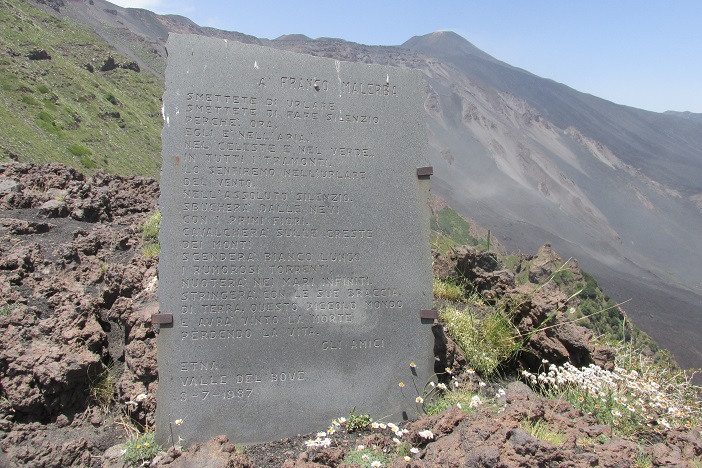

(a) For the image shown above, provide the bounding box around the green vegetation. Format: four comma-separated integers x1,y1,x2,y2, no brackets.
0,293,16,317
423,387,483,415
0,303,15,317
104,92,120,106
432,278,464,302
436,248,664,377
68,143,91,157
439,261,580,376
432,206,477,245
142,210,161,257
21,94,40,106
428,202,655,366
523,344,701,440
520,419,566,446
142,243,160,258
122,432,161,466
142,210,161,240
431,206,488,253
525,263,662,358
634,451,653,468
429,213,700,456
89,362,117,411
440,304,520,376
80,155,97,169
342,446,392,468
574,271,647,346
0,0,164,177
345,408,373,432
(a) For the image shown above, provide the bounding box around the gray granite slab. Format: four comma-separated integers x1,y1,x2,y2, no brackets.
156,33,433,445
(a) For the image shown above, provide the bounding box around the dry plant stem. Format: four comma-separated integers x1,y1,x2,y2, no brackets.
115,414,140,440
509,259,575,309
515,260,631,343
519,299,632,338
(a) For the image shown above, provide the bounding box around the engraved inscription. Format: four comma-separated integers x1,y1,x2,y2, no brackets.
157,36,431,445
176,82,395,347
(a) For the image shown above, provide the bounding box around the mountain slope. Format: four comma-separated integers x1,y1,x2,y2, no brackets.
12,0,702,369
400,33,702,367
406,31,702,193
0,0,163,176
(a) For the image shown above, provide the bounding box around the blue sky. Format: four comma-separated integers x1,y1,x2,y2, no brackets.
109,0,702,113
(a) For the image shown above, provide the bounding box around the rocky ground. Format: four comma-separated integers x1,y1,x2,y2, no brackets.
0,162,700,467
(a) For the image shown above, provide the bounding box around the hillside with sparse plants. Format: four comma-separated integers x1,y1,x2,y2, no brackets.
0,0,163,176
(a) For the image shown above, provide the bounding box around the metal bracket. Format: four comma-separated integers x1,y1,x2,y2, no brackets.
151,313,174,325
419,309,439,320
416,166,433,179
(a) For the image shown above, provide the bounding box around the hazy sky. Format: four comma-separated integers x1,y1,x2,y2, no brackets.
109,0,702,113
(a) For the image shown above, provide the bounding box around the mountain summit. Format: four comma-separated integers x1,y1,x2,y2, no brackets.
403,30,497,61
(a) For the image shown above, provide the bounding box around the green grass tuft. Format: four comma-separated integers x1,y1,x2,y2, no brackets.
105,92,119,105
43,100,58,112
433,278,464,301
21,95,40,106
68,143,91,157
142,210,161,240
79,155,96,169
89,362,117,411
423,388,483,415
37,111,54,123
521,419,566,446
439,304,520,376
141,210,161,257
122,432,161,466
142,243,160,258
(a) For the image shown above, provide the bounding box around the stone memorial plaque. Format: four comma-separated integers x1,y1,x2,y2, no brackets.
156,33,434,445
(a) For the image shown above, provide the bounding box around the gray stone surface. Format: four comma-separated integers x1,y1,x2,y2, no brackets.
38,199,68,218
156,33,433,445
0,177,20,194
